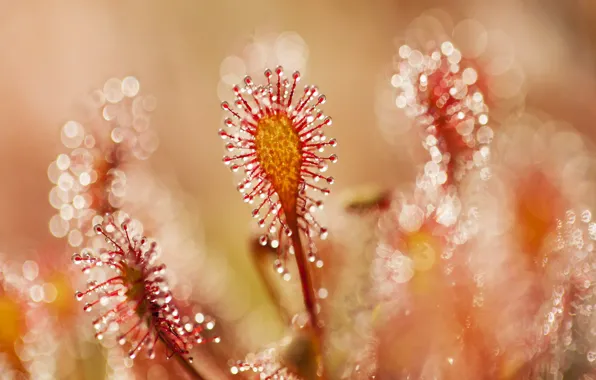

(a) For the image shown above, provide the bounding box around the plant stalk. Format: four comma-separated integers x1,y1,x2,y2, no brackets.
288,219,326,380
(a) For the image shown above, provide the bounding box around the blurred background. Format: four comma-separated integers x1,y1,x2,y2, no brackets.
1,0,596,379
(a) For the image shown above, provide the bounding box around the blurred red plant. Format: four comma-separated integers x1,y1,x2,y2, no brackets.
73,214,219,370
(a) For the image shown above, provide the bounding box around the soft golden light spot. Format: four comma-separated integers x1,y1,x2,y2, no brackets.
371,303,382,323
407,232,437,272
254,114,302,212
0,297,21,343
405,231,440,295
47,274,77,316
498,351,527,379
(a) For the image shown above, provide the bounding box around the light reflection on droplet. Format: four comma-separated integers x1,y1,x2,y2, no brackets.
68,229,83,247
104,78,124,104
60,204,74,221
102,104,119,121
121,76,140,98
57,172,74,191
441,41,454,56
111,128,124,143
49,187,63,209
50,214,69,238
73,195,85,209
462,68,477,85
56,154,71,170
408,50,423,66
30,285,44,303
47,162,61,184
22,261,39,281
317,288,328,299
61,121,84,149
42,283,58,303
399,45,412,58
79,172,91,186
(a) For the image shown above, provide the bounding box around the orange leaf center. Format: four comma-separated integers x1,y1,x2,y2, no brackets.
0,297,21,344
254,114,302,214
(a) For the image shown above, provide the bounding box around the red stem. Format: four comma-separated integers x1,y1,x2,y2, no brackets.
288,216,326,380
